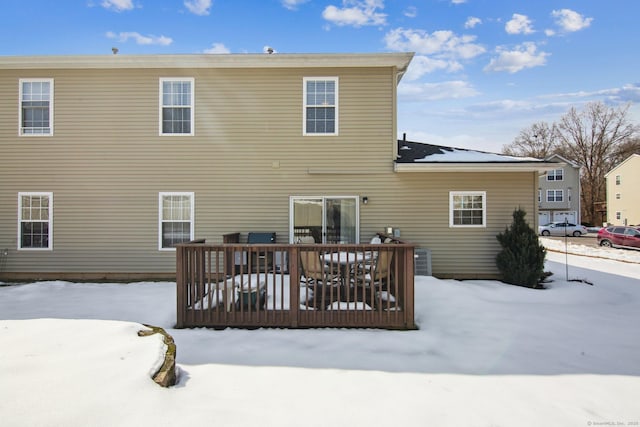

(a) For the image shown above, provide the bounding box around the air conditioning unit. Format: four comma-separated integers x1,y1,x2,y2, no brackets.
414,248,432,276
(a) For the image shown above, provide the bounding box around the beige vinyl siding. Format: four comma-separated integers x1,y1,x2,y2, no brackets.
355,171,538,278
0,66,397,277
1,61,538,280
606,155,640,226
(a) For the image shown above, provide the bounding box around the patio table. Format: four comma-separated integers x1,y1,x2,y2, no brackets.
322,251,373,285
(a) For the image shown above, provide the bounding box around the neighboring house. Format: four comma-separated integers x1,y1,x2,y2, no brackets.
537,154,582,225
605,154,640,226
0,53,555,281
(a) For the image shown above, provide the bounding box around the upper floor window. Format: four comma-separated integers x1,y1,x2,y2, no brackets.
160,78,194,135
616,193,621,200
159,192,194,250
18,192,53,250
19,79,53,135
547,169,564,181
303,77,338,135
547,189,563,202
615,175,621,185
450,191,486,227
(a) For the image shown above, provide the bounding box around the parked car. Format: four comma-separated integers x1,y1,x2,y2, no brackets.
538,222,588,237
597,226,640,249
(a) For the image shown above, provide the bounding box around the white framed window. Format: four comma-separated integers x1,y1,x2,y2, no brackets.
616,193,621,200
18,192,53,250
449,191,486,227
303,77,338,135
547,169,564,181
546,189,563,202
615,175,621,185
159,78,194,135
159,192,194,250
19,78,53,135
616,211,621,220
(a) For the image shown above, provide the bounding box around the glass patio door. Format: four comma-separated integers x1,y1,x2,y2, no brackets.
291,196,358,244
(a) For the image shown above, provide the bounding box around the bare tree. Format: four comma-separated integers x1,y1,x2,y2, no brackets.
611,136,640,166
502,121,559,158
555,102,638,225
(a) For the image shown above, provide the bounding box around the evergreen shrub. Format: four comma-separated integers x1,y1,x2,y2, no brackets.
496,208,547,288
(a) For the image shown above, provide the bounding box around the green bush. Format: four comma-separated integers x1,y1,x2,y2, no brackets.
496,208,547,288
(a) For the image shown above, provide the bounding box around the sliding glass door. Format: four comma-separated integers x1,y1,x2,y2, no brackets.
291,196,359,244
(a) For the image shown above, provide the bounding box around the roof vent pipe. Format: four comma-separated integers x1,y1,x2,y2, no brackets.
403,133,406,141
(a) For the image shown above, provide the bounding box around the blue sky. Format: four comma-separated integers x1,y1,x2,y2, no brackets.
2,0,638,152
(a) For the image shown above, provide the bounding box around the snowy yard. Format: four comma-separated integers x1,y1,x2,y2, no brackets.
1,239,639,426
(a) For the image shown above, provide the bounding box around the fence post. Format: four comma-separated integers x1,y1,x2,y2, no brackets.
176,245,185,328
289,245,300,327
404,245,415,329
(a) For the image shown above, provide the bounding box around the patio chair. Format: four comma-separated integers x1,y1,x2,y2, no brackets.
351,248,394,290
299,250,341,286
300,250,342,310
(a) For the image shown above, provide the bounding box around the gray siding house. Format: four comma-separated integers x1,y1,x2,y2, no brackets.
538,154,582,225
0,53,555,281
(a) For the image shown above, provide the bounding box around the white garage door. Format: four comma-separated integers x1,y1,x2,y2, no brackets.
553,211,577,224
538,211,550,225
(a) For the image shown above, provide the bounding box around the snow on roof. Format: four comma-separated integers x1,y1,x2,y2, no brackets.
418,147,538,162
397,140,540,163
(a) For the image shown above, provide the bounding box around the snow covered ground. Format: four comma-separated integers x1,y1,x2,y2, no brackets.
1,241,639,426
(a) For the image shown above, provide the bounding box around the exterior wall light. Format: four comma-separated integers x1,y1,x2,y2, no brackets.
362,196,368,204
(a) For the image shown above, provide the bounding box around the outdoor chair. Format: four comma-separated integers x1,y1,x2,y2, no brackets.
300,250,342,310
299,250,341,286
351,248,394,290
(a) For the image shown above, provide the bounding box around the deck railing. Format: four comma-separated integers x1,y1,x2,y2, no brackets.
176,239,415,329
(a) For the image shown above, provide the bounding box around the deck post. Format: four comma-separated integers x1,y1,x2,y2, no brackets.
404,245,416,329
289,245,300,327
175,245,185,328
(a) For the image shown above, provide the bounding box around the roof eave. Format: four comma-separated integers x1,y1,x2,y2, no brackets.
0,52,415,72
394,162,560,173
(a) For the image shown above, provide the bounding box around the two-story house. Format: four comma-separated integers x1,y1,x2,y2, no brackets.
0,53,555,281
538,154,581,225
605,154,640,226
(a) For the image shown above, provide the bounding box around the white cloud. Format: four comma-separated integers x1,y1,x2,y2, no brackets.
281,0,308,10
451,0,466,4
542,83,640,104
505,13,534,35
399,80,479,101
385,28,485,60
106,31,173,46
203,42,230,54
551,9,593,33
404,6,417,18
184,0,212,16
464,17,481,29
466,99,534,114
484,42,549,73
101,0,134,12
322,0,387,27
544,29,556,37
403,55,463,80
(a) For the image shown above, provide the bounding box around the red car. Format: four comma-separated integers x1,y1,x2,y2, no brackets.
597,226,640,249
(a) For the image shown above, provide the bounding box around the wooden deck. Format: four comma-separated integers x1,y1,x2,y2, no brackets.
176,239,416,329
